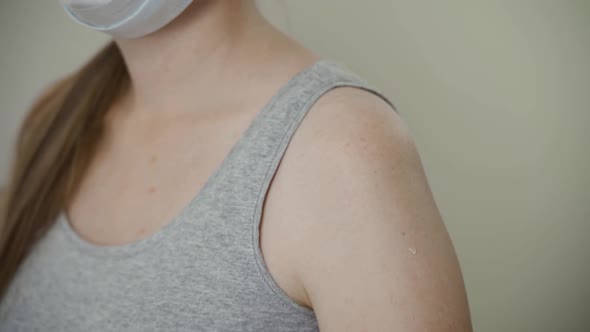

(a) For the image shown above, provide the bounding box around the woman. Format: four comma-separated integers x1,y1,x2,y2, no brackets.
0,1,472,330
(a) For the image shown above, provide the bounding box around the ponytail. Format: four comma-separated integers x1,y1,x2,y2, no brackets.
0,42,129,298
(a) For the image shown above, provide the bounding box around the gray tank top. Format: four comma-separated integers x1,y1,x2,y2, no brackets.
0,59,395,331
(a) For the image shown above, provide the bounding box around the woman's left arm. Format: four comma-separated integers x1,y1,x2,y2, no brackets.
293,90,473,331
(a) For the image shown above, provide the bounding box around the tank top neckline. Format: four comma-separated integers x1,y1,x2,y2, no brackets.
56,58,336,258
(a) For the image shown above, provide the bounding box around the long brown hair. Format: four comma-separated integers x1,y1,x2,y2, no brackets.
0,41,129,299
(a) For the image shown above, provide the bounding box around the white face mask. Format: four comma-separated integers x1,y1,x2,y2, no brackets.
61,0,194,39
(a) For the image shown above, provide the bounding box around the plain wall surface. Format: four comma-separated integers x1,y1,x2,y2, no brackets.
1,1,589,331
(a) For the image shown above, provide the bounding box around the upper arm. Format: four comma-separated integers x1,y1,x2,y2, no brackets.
291,88,472,331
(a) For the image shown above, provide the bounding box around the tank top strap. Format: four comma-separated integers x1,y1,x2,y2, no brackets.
206,59,397,208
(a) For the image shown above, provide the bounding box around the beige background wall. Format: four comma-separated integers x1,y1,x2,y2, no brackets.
1,1,589,331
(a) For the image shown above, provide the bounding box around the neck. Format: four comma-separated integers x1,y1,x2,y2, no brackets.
114,0,274,113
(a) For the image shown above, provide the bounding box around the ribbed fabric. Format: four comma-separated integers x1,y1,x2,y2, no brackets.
0,59,396,331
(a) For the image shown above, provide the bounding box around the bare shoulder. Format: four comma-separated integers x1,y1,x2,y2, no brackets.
272,87,472,331
282,86,418,206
